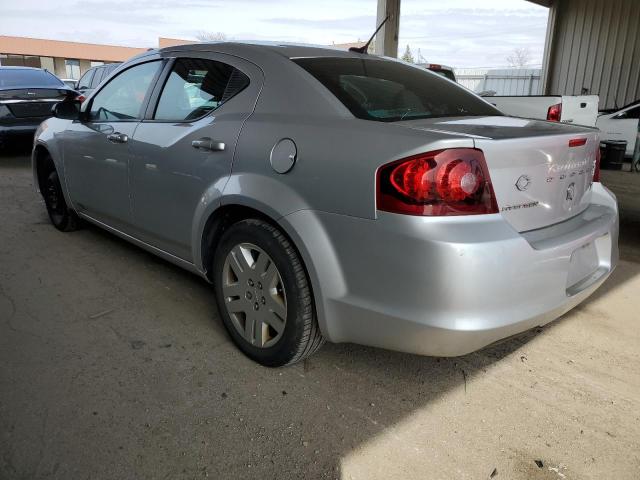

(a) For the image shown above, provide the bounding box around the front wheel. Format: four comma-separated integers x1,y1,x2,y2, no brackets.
42,169,79,232
212,219,324,367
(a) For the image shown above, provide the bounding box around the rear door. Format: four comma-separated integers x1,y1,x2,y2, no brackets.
63,59,163,231
128,53,261,261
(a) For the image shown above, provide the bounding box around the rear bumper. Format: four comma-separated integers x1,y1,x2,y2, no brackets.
0,121,43,140
283,182,618,356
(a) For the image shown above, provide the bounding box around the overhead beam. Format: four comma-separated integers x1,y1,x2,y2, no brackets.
375,0,400,57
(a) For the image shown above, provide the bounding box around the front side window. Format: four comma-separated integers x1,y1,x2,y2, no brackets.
77,69,95,89
154,58,249,121
293,57,500,122
89,61,161,121
90,67,105,88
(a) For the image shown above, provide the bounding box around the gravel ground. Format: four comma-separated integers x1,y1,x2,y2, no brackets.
1,147,639,480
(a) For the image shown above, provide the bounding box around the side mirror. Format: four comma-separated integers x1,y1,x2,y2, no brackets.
52,100,82,120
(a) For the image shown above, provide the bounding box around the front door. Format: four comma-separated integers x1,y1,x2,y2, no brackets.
129,55,261,261
63,60,162,230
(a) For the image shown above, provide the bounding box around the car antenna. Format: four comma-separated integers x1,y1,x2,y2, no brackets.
349,14,390,54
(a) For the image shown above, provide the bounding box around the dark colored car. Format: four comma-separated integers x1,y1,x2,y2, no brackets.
75,63,122,98
0,67,76,148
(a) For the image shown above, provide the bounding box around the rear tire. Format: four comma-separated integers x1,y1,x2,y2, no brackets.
212,219,324,367
42,168,79,232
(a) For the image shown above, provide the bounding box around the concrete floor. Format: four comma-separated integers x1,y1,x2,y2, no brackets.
1,147,639,480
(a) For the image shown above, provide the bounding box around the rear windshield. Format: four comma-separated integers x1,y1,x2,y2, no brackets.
0,69,64,88
430,69,456,82
293,57,500,122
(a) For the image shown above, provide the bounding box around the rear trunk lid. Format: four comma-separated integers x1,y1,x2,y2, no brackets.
398,116,599,232
0,88,72,118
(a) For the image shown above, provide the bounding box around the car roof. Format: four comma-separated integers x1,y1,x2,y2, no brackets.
156,41,378,60
0,66,46,71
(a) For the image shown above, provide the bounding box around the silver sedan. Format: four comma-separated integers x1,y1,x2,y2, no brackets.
32,42,618,366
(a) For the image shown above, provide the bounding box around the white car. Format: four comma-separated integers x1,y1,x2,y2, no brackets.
596,101,640,156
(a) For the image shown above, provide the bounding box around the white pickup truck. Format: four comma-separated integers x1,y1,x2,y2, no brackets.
595,101,640,156
482,95,600,127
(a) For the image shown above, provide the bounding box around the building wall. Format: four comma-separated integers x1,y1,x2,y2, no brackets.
53,57,67,78
0,35,146,63
0,35,149,79
545,0,640,109
456,68,542,95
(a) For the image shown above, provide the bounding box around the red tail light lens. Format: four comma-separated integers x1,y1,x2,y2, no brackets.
75,94,86,102
377,148,498,216
547,102,562,122
568,138,587,147
593,146,601,182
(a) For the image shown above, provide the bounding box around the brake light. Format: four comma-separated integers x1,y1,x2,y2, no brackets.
547,102,562,122
428,64,442,70
377,148,498,216
75,94,86,102
568,138,587,147
593,147,601,182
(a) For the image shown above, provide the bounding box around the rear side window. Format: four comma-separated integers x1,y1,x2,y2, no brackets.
154,58,249,121
293,57,500,122
89,61,161,121
0,69,64,88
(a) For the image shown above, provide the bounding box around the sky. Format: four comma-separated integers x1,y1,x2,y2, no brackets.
0,0,549,69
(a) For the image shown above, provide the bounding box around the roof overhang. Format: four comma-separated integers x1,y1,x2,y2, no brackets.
526,0,552,7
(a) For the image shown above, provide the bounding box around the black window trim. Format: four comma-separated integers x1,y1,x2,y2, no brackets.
84,58,166,124
141,56,251,123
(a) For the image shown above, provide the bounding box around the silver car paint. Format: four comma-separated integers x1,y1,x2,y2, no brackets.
33,42,619,356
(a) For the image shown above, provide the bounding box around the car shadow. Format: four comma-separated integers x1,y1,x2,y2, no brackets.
33,200,551,479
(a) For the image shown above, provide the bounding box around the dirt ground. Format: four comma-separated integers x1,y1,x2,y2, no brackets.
1,147,639,480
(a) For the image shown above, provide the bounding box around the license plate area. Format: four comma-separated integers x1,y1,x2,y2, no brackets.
566,233,611,296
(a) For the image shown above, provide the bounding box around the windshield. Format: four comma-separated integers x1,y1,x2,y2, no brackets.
293,57,500,122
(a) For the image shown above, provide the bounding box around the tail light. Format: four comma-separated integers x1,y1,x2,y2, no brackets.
376,148,498,216
75,94,86,102
593,146,601,182
547,102,562,122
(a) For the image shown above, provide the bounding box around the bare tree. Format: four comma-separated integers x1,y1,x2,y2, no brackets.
506,47,532,68
196,31,228,42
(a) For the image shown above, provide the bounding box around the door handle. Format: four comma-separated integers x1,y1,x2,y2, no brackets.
107,132,128,144
191,137,225,152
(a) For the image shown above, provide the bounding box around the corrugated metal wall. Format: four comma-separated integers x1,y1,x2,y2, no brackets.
456,69,542,95
546,0,640,109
